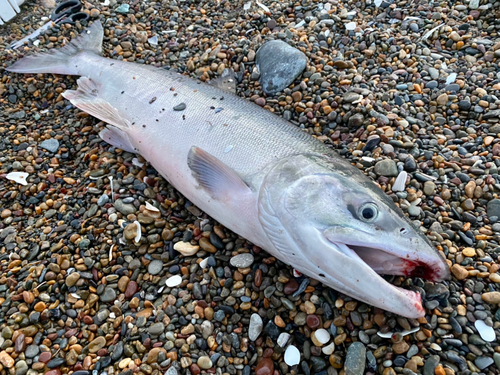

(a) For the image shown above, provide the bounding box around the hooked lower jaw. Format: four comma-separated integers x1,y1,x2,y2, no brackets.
324,238,449,318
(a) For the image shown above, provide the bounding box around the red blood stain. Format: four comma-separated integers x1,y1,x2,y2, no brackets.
402,259,439,282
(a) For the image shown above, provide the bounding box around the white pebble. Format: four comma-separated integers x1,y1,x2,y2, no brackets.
277,332,290,347
392,171,407,192
322,342,335,355
284,345,300,366
145,201,159,212
133,221,142,243
445,72,457,85
199,258,209,269
475,320,496,342
6,172,29,186
166,275,182,287
346,22,357,30
314,328,330,344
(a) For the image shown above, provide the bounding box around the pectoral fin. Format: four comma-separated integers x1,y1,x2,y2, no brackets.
187,146,251,202
63,77,131,129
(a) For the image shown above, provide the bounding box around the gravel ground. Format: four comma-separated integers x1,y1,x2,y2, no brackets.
2,0,500,374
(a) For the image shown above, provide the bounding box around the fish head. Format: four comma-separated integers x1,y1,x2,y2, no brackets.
259,154,449,318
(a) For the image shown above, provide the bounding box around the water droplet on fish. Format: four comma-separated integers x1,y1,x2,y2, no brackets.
224,145,233,153
173,103,186,111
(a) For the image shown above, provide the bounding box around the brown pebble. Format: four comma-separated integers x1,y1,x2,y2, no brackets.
255,358,273,375
199,237,217,253
451,264,468,280
125,281,138,299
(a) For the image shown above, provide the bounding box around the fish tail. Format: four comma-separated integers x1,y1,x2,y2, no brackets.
6,21,103,75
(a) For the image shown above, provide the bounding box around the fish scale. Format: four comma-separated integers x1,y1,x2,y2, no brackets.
77,53,331,177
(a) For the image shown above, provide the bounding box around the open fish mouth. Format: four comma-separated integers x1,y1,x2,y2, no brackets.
348,245,444,282
323,238,449,315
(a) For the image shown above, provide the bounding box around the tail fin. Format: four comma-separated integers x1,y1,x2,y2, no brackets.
6,21,103,75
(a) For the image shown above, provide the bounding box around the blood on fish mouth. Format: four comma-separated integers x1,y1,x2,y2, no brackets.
401,259,440,282
347,244,443,283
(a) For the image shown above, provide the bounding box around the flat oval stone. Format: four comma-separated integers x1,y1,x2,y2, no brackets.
148,260,163,275
230,253,254,268
166,275,182,287
307,314,321,329
284,345,300,366
248,313,263,341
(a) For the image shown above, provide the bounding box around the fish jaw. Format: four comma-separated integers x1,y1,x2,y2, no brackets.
323,225,450,284
258,153,450,318
298,226,427,318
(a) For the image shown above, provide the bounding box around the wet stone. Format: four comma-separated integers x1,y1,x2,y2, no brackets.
256,40,307,95
249,313,263,341
40,139,60,153
100,287,117,302
375,160,398,177
230,253,254,268
148,260,163,275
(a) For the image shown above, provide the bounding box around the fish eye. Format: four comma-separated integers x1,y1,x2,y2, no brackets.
358,203,378,222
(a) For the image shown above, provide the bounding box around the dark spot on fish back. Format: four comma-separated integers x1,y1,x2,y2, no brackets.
173,103,186,111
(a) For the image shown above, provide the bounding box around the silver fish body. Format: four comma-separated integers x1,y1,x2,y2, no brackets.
7,21,449,318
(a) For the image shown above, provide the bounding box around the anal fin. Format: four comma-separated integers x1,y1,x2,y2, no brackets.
99,127,136,153
62,77,131,129
187,146,251,202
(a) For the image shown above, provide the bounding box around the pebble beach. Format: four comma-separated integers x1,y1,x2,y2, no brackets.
2,0,500,374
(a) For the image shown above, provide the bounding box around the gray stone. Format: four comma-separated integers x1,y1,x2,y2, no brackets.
165,366,178,375
423,355,440,375
15,360,28,375
148,322,165,335
114,199,137,215
475,356,494,370
428,67,439,80
40,139,60,153
487,199,500,219
348,113,364,128
256,40,307,95
483,109,500,119
248,313,263,341
230,253,254,268
100,286,117,303
493,352,500,369
374,159,398,177
344,342,366,375
24,345,39,358
489,124,500,133
148,260,163,275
